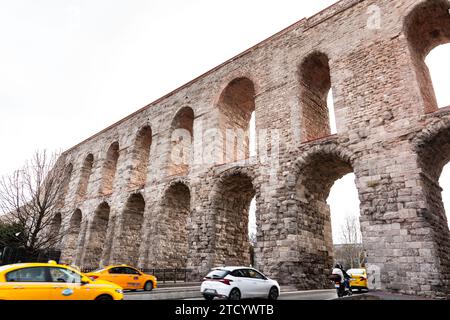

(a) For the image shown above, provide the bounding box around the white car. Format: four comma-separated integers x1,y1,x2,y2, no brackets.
200,267,280,300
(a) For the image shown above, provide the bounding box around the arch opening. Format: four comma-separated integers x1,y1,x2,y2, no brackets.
83,202,110,267
59,163,73,206
100,142,119,195
416,126,450,285
405,0,450,113
130,126,152,188
294,152,358,288
299,52,336,142
117,193,145,265
248,196,257,266
217,78,256,163
62,209,82,263
157,182,191,268
417,126,450,230
425,44,450,109
49,212,62,249
169,107,194,176
327,173,364,270
212,173,256,266
76,154,94,202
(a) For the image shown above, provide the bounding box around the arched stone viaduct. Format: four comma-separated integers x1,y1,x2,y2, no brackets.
53,0,450,297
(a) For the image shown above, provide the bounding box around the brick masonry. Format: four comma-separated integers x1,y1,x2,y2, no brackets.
53,0,450,297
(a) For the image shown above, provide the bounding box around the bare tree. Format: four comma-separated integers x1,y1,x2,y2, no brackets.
0,150,70,254
336,215,365,269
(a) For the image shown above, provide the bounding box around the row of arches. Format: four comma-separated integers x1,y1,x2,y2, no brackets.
62,194,147,267
58,159,359,273
58,172,259,269
60,107,196,205
56,157,359,275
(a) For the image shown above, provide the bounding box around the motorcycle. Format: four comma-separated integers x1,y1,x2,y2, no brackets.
329,274,353,298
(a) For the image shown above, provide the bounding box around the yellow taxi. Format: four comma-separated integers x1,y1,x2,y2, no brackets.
347,268,368,291
86,265,157,291
0,261,123,300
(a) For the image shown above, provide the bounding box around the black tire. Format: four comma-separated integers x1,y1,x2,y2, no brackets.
268,286,279,300
144,281,154,291
203,294,214,301
228,288,241,300
95,294,113,301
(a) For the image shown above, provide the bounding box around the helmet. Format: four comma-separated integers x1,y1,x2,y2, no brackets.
334,263,343,269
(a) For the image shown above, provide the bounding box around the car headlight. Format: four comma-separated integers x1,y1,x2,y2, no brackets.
115,289,123,294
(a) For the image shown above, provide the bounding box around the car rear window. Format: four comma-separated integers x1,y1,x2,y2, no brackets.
205,269,229,279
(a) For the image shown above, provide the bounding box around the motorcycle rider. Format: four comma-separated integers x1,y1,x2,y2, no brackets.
332,263,351,292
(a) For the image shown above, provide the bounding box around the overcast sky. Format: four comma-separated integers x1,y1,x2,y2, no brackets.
1,1,449,243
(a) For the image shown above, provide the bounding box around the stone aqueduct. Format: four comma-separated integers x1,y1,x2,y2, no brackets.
51,0,450,297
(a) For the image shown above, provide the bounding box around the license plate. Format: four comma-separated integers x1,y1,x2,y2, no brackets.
204,289,216,294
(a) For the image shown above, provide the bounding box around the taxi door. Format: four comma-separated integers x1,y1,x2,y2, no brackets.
47,267,97,300
123,267,142,290
0,267,51,300
104,267,127,288
0,282,52,300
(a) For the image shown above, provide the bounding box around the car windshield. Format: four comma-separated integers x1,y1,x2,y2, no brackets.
205,269,229,279
49,267,82,283
92,268,106,273
347,269,365,275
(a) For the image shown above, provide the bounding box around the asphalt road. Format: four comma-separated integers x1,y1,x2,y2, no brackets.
124,288,338,300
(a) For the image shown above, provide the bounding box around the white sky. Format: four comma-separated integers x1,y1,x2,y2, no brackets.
1,1,449,244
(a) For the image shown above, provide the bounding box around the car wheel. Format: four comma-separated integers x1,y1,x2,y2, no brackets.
228,288,241,300
95,294,113,301
144,281,154,291
203,294,214,301
268,287,279,300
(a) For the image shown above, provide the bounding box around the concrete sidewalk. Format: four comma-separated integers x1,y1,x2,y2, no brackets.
340,290,438,300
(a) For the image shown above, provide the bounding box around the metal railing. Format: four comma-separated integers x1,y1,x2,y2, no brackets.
143,268,191,283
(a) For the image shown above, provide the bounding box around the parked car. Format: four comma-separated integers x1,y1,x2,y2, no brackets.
347,268,368,291
85,265,157,291
0,261,123,300
201,267,280,300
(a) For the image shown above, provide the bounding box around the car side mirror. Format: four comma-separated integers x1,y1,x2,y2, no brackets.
81,276,91,285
